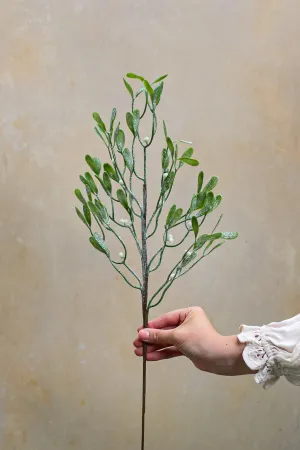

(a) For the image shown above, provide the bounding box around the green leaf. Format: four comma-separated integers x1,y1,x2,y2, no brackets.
206,192,215,208
114,122,120,144
125,112,134,135
190,191,206,212
172,208,183,226
181,251,197,268
205,241,224,255
178,157,199,166
123,78,134,98
221,232,238,240
103,163,119,182
175,143,178,160
163,120,168,138
192,216,199,238
194,192,214,217
85,155,101,175
88,201,101,218
85,184,92,202
116,129,125,153
83,204,91,226
75,207,88,227
122,148,133,172
117,189,130,213
92,112,106,132
103,172,112,194
203,176,219,193
84,172,98,194
194,233,222,251
166,204,176,227
79,175,88,186
167,207,183,228
178,148,194,168
143,80,154,100
203,240,225,255
211,194,222,212
153,74,168,83
109,108,117,134
75,188,86,205
96,200,110,225
96,175,108,194
162,170,175,193
203,240,214,255
126,72,144,81
153,82,164,107
197,192,207,210
89,200,109,225
89,232,110,256
95,200,110,225
133,109,140,135
197,171,204,193
189,194,198,212
166,137,174,156
181,147,194,159
161,148,170,170
94,126,107,146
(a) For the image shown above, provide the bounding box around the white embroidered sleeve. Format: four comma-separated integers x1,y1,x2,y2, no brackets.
237,314,300,389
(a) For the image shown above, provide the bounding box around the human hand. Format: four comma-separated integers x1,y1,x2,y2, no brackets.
134,306,252,376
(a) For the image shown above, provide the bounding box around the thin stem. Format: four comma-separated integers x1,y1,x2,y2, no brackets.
141,307,148,450
148,261,181,309
147,163,177,239
212,214,223,233
149,247,165,272
176,255,204,278
148,231,167,272
131,135,144,181
151,239,224,308
91,213,105,240
110,262,141,290
101,200,142,256
130,223,142,255
108,226,127,257
148,228,190,273
149,276,176,309
124,262,142,287
146,202,163,238
109,217,142,257
166,230,190,248
141,145,149,450
148,241,195,309
140,92,149,119
171,214,188,228
105,136,143,214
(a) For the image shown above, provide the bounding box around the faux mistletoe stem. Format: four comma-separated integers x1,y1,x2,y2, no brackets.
75,72,239,450
141,146,149,450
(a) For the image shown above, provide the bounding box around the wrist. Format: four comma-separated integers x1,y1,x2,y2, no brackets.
219,335,255,376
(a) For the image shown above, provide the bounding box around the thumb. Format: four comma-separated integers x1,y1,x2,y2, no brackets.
139,328,175,347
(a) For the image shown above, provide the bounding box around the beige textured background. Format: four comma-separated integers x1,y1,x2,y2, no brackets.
1,0,300,449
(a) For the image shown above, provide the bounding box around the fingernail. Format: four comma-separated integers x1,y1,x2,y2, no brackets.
139,329,150,340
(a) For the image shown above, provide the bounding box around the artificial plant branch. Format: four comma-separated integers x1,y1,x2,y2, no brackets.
74,72,238,450
140,143,149,450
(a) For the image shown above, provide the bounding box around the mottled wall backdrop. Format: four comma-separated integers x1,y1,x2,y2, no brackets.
0,1,300,449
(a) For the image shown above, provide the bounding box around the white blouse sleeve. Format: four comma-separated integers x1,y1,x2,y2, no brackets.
237,314,300,389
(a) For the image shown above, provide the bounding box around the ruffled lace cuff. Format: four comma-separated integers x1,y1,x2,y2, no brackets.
237,314,300,389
